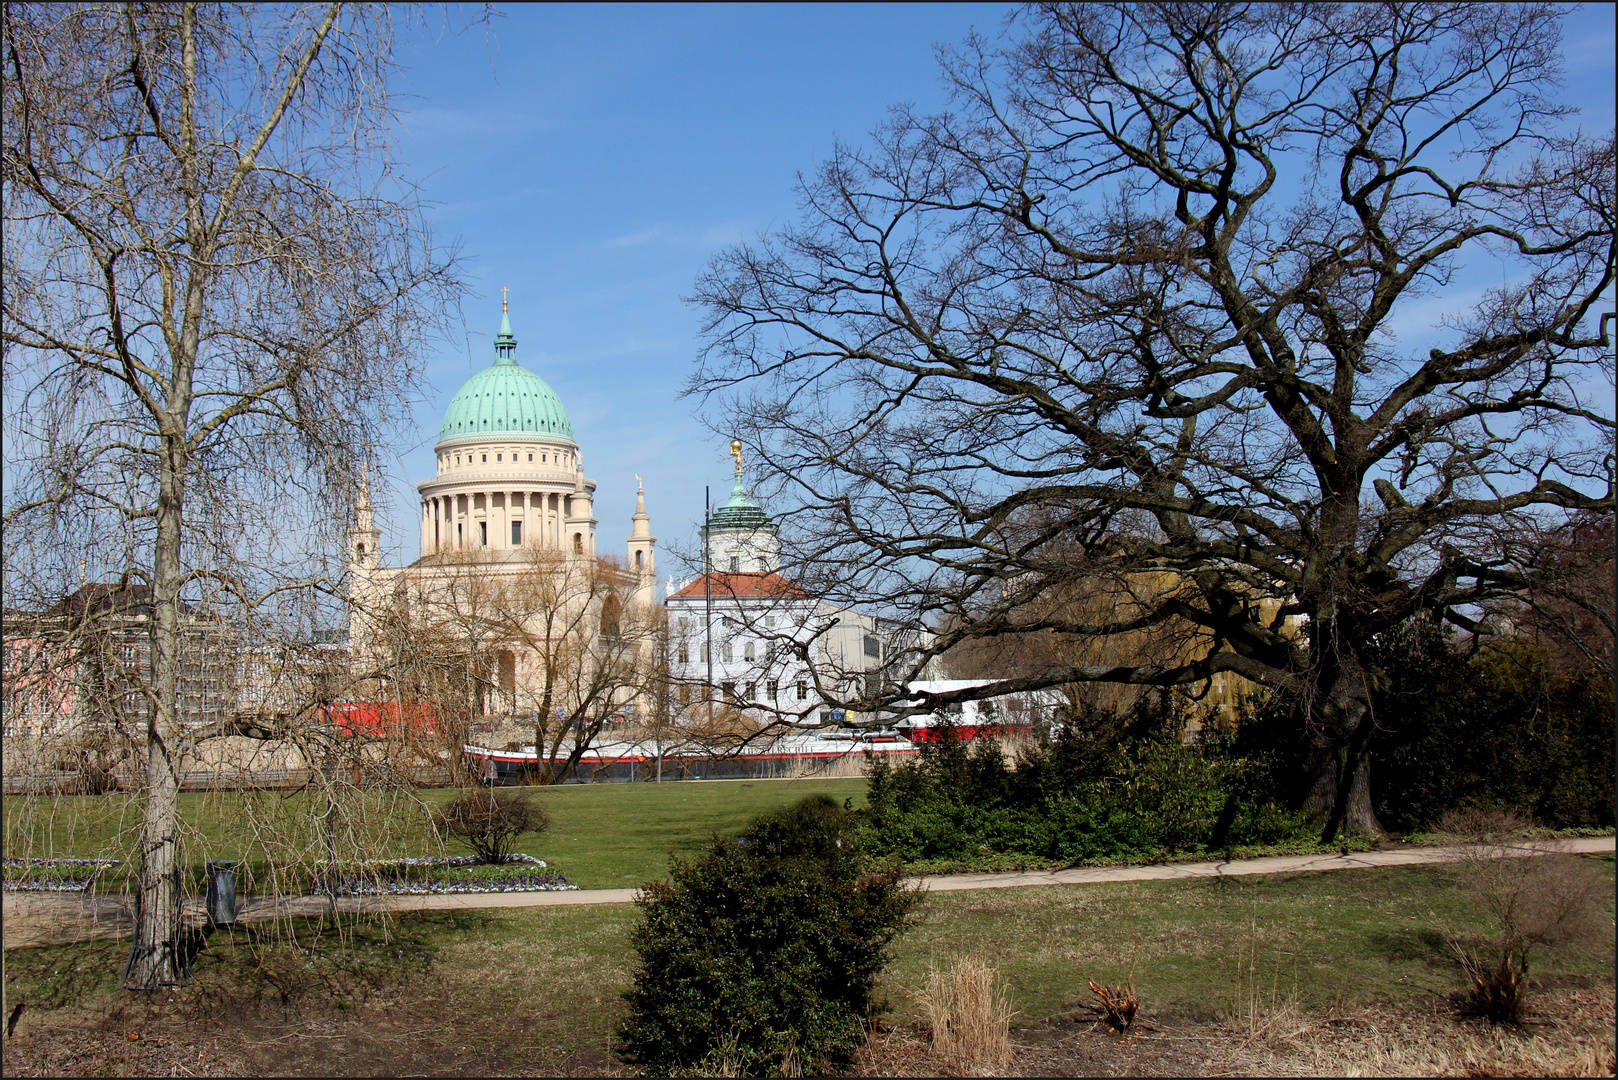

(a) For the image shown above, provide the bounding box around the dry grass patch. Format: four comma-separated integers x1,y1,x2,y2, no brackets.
1229,939,1310,1050
1298,987,1617,1077
916,958,1017,1075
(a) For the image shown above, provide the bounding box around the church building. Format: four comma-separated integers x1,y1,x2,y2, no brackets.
347,300,657,719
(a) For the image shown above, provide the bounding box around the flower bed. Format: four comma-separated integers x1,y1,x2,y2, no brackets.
3,857,120,892
311,853,578,896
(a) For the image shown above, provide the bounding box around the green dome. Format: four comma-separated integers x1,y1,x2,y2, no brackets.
437,312,574,444
707,475,776,531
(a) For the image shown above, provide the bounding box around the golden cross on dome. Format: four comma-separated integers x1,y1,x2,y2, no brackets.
501,285,510,312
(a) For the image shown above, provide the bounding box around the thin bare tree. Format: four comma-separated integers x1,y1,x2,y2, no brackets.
2,3,464,987
691,3,1615,838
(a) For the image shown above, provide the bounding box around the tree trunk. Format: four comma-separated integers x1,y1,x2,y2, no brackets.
124,443,187,989
1304,647,1384,842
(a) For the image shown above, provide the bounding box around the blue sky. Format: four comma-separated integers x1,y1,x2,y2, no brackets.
380,3,1016,575
378,2,1616,580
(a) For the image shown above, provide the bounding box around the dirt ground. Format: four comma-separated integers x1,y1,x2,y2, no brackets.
1,982,621,1078
5,977,1612,1077
852,987,1617,1077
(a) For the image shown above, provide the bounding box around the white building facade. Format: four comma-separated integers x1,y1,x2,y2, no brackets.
664,448,935,727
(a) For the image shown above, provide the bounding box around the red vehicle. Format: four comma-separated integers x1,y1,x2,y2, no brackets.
320,701,440,737
897,722,1026,743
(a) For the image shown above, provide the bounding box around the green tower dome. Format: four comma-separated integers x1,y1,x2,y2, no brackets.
707,474,777,531
437,311,574,445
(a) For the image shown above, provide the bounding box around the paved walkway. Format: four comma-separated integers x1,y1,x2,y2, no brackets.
5,836,1611,948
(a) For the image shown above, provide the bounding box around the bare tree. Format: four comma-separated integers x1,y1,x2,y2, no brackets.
366,549,662,786
1484,510,1615,679
2,4,463,987
692,3,1615,838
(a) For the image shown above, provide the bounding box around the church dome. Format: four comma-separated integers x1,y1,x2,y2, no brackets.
437,311,574,445
707,475,776,531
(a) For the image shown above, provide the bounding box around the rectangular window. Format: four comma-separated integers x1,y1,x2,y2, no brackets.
768,680,778,701
511,521,522,545
722,681,736,703
864,634,881,659
497,453,502,462
528,453,533,462
729,557,741,572
744,640,755,661
481,454,487,463
678,643,689,664
744,681,755,701
796,682,808,701
701,642,710,663
480,521,488,546
678,684,691,705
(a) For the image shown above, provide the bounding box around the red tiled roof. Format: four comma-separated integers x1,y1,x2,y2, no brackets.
668,572,810,600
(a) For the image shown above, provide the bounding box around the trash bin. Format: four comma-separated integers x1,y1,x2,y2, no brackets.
205,861,239,926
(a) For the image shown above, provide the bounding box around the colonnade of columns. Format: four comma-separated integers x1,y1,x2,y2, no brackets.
420,490,590,556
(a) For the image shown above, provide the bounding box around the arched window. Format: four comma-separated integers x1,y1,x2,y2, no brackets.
573,532,583,554
635,550,644,571
601,596,622,639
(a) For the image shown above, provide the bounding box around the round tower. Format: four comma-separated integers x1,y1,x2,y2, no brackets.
702,440,779,573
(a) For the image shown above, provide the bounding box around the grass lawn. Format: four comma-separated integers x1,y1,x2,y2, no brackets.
4,855,1611,1076
2,777,869,892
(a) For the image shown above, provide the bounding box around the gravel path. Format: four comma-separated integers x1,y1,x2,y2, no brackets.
5,835,1610,948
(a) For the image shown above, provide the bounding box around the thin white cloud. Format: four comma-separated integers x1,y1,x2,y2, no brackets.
699,221,755,247
604,227,666,249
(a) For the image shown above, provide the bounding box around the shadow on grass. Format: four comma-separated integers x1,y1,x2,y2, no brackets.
1367,925,1453,966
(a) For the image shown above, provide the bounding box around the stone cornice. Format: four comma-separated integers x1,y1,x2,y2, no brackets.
417,470,597,495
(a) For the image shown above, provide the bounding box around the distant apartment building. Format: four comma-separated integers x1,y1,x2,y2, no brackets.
1,582,236,740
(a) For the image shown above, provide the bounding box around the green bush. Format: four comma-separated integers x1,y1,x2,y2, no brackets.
619,795,921,1076
862,710,1314,867
1366,625,1615,832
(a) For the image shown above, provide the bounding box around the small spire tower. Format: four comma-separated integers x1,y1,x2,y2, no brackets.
626,474,657,609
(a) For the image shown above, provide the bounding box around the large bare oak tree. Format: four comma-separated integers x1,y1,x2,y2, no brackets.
2,3,462,987
692,2,1615,838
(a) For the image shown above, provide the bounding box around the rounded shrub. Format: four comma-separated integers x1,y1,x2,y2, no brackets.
433,790,550,864
619,795,922,1076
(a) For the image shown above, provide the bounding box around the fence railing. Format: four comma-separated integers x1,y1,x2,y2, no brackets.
2,765,454,794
